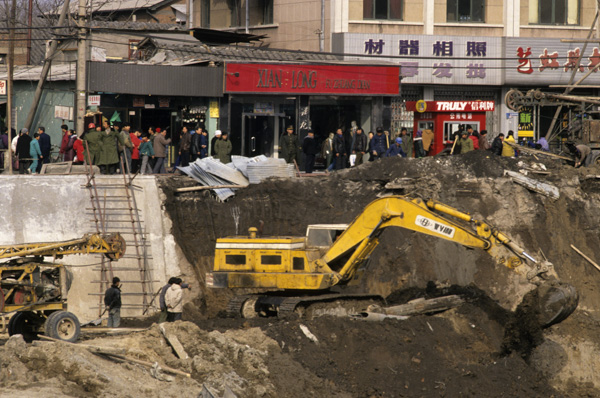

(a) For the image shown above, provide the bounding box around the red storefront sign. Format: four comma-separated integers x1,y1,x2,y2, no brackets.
405,101,495,113
225,63,400,95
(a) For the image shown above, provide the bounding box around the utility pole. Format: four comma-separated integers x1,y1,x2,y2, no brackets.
23,0,70,132
6,0,16,174
75,0,87,135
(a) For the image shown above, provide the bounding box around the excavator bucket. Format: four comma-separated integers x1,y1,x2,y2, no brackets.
527,282,579,328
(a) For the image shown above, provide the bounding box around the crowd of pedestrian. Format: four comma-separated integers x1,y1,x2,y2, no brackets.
0,121,237,175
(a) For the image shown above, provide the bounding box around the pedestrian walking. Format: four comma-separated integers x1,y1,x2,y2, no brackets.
152,128,172,174
29,132,42,174
302,129,318,173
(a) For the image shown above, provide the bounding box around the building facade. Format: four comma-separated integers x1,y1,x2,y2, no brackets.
195,0,600,142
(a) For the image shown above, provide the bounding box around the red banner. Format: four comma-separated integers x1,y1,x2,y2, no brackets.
225,63,399,95
405,101,495,113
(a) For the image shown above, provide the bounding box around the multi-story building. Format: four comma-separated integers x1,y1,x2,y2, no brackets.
196,0,600,144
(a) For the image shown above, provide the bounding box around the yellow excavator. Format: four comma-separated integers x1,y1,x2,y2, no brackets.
206,196,578,326
0,233,126,342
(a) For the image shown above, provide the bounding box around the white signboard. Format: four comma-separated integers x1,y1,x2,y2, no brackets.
506,38,600,85
333,33,502,85
54,105,73,120
0,80,5,95
88,95,100,106
415,215,456,238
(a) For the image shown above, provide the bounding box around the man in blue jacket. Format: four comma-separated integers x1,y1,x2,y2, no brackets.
385,137,407,157
370,127,388,160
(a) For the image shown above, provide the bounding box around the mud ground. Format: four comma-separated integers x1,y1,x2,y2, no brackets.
4,150,600,397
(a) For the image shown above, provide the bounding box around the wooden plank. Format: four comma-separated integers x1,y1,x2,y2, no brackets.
504,170,560,199
504,141,573,161
37,334,191,378
175,185,243,193
160,324,189,360
571,244,600,273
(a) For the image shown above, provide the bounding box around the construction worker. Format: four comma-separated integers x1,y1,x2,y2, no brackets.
104,277,122,328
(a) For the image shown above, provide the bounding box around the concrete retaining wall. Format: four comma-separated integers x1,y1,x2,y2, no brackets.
0,175,188,323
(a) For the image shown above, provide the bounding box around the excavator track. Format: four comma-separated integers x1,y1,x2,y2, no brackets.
226,293,384,319
226,295,253,318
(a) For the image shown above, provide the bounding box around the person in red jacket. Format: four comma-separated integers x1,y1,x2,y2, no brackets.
72,134,84,165
130,130,142,173
467,126,479,150
58,124,69,161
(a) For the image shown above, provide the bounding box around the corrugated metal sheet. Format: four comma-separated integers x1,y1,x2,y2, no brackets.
88,62,223,96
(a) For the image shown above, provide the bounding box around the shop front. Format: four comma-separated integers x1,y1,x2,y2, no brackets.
405,100,495,155
224,62,400,158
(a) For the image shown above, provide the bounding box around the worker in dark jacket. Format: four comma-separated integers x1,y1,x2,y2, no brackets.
179,126,192,167
333,128,347,170
385,137,407,157
37,126,51,173
352,128,368,166
191,126,203,161
370,127,388,161
491,133,504,156
104,277,122,328
16,128,32,174
302,129,319,173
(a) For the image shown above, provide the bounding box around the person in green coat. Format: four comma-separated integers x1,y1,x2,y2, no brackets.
97,121,125,174
280,125,298,164
83,123,102,166
399,128,413,158
214,131,232,164
459,131,474,154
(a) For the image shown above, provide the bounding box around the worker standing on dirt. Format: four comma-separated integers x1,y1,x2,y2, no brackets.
104,277,122,328
573,144,592,167
370,127,388,161
479,130,491,151
165,278,184,322
399,128,413,157
491,133,504,155
459,131,474,154
502,131,517,157
158,277,190,323
385,137,406,157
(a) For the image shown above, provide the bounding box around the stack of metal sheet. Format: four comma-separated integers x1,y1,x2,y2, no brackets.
178,156,296,200
246,159,296,184
231,155,268,178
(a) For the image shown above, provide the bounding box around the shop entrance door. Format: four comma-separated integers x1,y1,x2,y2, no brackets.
242,113,283,158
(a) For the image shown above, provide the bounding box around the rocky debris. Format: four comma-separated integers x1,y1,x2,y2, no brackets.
5,149,600,397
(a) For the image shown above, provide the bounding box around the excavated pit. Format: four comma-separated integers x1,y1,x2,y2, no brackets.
3,150,600,397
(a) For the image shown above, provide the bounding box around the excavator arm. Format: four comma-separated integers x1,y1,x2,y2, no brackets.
319,196,551,287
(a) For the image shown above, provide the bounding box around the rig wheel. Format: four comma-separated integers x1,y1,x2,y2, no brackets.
45,311,80,342
8,312,41,342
